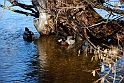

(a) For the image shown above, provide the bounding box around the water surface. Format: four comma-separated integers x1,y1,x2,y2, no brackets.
0,0,39,83
0,0,124,83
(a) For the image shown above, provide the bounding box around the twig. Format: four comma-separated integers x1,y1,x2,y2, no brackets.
93,69,111,83
0,0,6,18
107,11,112,22
85,0,124,15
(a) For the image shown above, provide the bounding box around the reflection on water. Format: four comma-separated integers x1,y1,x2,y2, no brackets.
35,35,100,83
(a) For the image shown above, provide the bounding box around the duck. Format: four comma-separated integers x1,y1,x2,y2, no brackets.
23,27,34,42
58,36,75,46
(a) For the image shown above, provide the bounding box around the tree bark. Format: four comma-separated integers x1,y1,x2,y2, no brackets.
32,0,52,35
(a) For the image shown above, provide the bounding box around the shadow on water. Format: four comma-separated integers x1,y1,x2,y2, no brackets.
34,35,100,83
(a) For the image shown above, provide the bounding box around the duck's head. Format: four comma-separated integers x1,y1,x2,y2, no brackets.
62,36,67,41
25,27,29,31
58,36,69,46
58,37,67,42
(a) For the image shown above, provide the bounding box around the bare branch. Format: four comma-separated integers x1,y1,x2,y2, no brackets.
0,4,38,17
86,0,124,15
0,0,6,18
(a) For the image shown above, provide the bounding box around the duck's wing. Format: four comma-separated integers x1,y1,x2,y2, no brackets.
69,40,75,45
24,31,30,35
31,31,34,35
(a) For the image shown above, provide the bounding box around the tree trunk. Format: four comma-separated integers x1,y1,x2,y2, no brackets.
32,0,52,35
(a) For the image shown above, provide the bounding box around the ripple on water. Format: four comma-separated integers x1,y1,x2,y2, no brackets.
0,2,39,83
0,29,38,83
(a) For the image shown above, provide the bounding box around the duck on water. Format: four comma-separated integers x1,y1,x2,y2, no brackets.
23,27,34,42
58,36,75,46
